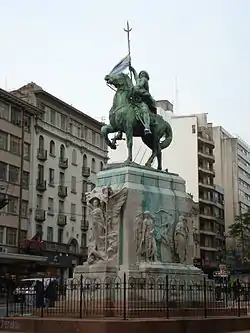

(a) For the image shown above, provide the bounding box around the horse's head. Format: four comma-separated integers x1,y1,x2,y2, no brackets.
105,72,132,90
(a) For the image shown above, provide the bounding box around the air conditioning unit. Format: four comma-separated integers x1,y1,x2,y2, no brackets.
0,246,8,253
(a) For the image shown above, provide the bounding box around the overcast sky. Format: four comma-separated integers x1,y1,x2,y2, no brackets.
1,0,250,141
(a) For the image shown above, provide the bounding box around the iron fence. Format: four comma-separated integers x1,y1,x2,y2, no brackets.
2,274,250,319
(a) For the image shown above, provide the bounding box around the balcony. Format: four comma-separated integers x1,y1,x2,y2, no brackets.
35,208,46,222
200,213,217,221
199,196,215,206
81,219,89,231
198,166,215,177
198,133,215,148
82,167,90,177
37,149,48,161
58,185,68,198
59,157,68,169
198,181,214,191
198,150,215,162
200,229,216,236
200,245,217,252
57,214,67,227
36,179,46,192
81,193,87,204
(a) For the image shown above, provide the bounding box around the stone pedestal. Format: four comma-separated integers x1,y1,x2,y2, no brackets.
74,163,211,302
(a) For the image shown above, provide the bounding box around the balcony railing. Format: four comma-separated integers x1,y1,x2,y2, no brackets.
36,179,47,192
57,214,67,226
198,151,215,161
82,167,90,177
81,219,89,231
37,148,48,161
59,157,68,169
35,208,46,222
58,185,68,198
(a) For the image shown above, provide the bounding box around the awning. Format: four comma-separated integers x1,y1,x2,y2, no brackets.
0,252,47,263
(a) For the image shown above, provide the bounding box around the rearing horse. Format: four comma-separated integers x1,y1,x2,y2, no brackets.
101,72,173,170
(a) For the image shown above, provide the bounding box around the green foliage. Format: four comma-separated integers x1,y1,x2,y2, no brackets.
228,211,250,238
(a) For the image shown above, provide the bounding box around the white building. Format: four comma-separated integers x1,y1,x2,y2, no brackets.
213,126,250,232
12,83,108,268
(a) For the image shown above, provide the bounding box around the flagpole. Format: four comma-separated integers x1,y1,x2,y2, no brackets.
124,21,132,80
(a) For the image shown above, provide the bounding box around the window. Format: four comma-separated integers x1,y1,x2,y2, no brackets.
9,165,19,184
24,143,30,161
71,203,76,221
10,135,20,155
48,197,54,214
20,230,27,241
39,135,44,150
59,200,64,213
60,144,65,159
81,126,86,139
61,115,66,131
0,162,7,181
24,115,31,132
82,180,87,193
81,232,87,247
77,126,81,138
49,140,55,156
49,168,55,185
0,101,9,121
192,125,196,134
47,227,53,242
72,149,77,165
100,161,104,171
92,131,96,145
6,228,16,245
58,228,63,243
50,109,56,125
83,154,87,168
82,206,87,220
91,158,96,173
38,164,44,181
59,172,65,185
0,131,7,150
0,226,4,243
69,123,73,134
11,108,21,126
21,200,28,217
36,223,43,237
71,176,76,193
36,195,43,209
22,171,29,189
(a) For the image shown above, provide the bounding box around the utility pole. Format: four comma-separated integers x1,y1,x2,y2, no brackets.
17,107,25,253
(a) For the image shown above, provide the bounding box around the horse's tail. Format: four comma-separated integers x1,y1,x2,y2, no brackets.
160,121,173,150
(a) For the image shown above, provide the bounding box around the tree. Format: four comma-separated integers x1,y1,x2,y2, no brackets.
228,210,250,263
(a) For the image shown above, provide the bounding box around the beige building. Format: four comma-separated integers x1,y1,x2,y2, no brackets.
0,88,42,252
12,83,108,265
213,126,250,234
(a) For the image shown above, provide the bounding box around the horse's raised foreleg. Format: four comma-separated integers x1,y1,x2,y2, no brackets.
124,127,133,164
101,124,117,150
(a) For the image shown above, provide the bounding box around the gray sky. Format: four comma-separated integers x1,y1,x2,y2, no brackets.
1,0,250,141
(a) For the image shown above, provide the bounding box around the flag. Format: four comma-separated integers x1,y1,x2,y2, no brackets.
109,54,131,75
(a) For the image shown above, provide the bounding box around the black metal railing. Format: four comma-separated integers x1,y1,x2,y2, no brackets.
2,275,249,319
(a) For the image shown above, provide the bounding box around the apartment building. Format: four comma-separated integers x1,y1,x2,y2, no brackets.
12,83,108,270
0,88,42,253
213,126,250,232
